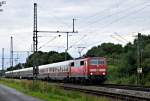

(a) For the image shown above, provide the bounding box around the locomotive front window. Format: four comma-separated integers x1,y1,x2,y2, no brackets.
98,61,104,64
90,59,104,65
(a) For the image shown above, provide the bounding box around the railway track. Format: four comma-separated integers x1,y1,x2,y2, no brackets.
96,84,150,92
3,78,150,100
55,83,150,101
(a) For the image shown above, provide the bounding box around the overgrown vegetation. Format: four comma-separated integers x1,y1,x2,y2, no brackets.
0,79,109,101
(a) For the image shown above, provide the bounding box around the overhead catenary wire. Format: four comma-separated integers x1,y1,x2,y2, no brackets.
81,2,150,35
38,36,58,49
68,35,87,50
110,35,126,44
46,45,65,48
80,0,128,25
100,4,150,29
79,2,150,45
76,40,103,56
80,0,150,29
113,32,130,43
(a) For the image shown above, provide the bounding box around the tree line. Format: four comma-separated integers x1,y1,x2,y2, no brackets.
7,51,72,71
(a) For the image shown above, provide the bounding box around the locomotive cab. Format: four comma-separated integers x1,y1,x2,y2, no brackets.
88,57,107,82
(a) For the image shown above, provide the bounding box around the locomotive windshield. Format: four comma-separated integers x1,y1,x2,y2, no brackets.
90,59,104,65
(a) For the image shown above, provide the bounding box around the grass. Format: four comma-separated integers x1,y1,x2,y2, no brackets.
106,65,150,86
106,65,138,85
0,78,110,101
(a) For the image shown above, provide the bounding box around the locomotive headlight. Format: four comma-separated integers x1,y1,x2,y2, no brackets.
102,72,106,75
90,72,93,75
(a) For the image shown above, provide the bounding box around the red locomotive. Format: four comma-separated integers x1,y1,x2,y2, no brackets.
69,57,107,83
5,57,107,83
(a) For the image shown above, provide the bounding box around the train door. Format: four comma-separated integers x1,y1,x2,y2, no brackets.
84,59,88,77
69,61,74,77
79,60,85,77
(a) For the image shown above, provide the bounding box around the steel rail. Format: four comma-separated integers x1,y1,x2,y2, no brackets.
56,83,150,101
96,84,150,92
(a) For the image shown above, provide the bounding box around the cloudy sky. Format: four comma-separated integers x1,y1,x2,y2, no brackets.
0,0,150,68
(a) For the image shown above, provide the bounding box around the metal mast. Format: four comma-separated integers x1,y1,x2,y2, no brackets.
33,3,38,79
137,33,142,85
2,48,4,75
10,36,13,67
73,18,75,32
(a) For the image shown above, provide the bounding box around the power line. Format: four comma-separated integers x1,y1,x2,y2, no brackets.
99,4,150,29
38,36,58,49
110,35,126,44
38,35,59,37
80,0,127,25
79,2,150,42
80,1,150,29
68,35,87,50
46,45,65,48
78,2,150,46
113,32,129,43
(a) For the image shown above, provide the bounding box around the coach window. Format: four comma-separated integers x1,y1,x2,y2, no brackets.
57,67,59,72
65,66,68,71
63,66,65,71
56,67,58,72
98,60,104,64
59,67,60,71
64,66,66,72
75,62,80,67
80,61,84,66
71,62,74,67
59,67,61,72
61,66,63,72
64,66,67,71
